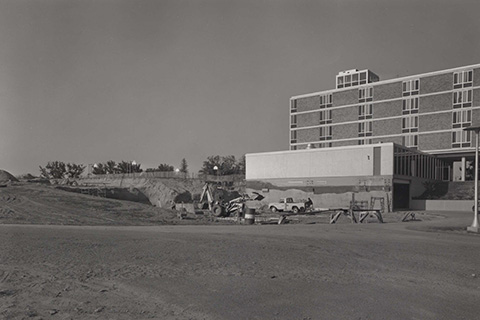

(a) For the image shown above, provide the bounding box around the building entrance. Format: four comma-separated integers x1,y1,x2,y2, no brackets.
393,182,410,210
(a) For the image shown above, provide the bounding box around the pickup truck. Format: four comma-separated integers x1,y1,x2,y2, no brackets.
269,197,306,214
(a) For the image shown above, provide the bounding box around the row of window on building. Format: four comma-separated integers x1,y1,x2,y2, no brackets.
291,130,472,151
291,69,474,113
291,69,475,150
393,145,450,180
336,70,380,89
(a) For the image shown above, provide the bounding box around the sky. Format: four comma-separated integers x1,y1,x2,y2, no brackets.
1,0,480,176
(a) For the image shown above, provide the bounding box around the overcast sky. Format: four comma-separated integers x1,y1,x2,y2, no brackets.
1,0,480,175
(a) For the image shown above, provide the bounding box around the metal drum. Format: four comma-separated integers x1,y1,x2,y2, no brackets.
244,208,255,225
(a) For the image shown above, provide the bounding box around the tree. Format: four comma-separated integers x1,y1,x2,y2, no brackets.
39,161,67,179
236,155,246,175
220,155,237,175
199,155,221,175
105,160,117,174
117,161,142,173
199,155,244,176
180,158,188,174
157,164,174,172
66,163,86,178
39,166,50,179
92,163,106,175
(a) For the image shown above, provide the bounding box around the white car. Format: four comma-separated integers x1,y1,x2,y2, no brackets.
268,197,306,214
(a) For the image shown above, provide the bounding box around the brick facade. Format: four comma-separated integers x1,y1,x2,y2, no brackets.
474,68,480,87
420,73,452,94
372,136,402,145
373,81,402,101
332,106,358,123
333,140,357,147
419,132,451,151
332,89,357,107
295,95,319,113
374,118,401,136
374,100,402,118
419,112,451,132
290,63,480,157
473,88,480,106
419,93,452,113
332,123,357,140
297,112,319,127
297,127,320,143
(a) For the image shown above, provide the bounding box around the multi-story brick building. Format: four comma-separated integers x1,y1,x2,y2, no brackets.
246,64,480,210
289,64,480,181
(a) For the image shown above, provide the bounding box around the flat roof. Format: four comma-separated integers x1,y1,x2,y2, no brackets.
291,62,480,100
246,142,394,157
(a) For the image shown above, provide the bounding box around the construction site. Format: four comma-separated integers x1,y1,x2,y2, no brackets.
3,0,480,317
1,167,480,319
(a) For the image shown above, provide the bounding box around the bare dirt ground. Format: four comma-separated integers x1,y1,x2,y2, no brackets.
0,183,212,226
1,183,480,319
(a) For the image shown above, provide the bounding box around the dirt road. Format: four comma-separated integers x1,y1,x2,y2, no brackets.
2,210,480,319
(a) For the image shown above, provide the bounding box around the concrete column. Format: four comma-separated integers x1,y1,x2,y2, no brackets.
461,157,466,181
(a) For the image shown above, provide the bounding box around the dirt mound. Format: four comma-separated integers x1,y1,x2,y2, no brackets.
0,170,19,183
80,176,206,208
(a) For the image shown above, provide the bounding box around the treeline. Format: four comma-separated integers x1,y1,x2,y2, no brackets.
39,161,85,179
91,160,142,174
39,155,246,178
145,159,188,173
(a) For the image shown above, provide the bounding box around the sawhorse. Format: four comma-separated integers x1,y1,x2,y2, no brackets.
370,197,385,213
330,209,357,224
401,212,416,222
358,209,384,223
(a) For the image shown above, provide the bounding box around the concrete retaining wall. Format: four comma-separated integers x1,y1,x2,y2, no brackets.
411,199,474,212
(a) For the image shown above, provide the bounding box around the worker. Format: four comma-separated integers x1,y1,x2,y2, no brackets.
305,198,313,211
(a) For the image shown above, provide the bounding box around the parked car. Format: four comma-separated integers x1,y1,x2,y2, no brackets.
269,197,306,214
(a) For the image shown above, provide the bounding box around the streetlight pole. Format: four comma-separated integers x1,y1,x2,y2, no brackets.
132,160,137,177
464,126,480,233
92,163,98,176
213,165,218,185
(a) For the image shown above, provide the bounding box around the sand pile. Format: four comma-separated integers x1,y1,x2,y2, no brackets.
0,169,19,184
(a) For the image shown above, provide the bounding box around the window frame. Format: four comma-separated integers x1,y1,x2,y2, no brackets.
319,125,332,141
359,87,373,102
453,89,473,108
290,130,297,144
319,109,332,125
402,135,418,148
319,94,333,108
358,104,373,120
291,100,297,113
402,115,419,133
402,97,419,114
452,109,472,129
452,130,472,148
290,114,297,128
402,79,420,96
453,70,473,89
358,120,373,137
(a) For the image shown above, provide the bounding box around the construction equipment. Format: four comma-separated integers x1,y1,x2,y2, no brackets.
198,183,264,217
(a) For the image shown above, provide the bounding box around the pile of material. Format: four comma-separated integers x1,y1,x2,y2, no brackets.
0,169,18,185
